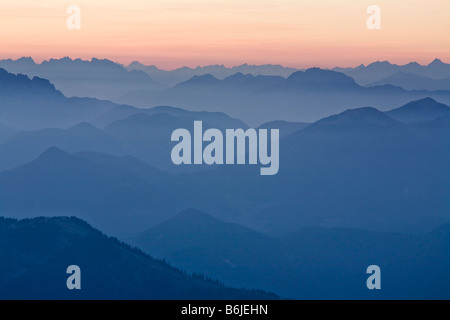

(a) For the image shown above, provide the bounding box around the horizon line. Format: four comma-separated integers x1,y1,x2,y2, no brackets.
0,56,447,72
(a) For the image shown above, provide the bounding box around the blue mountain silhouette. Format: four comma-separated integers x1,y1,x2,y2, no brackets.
0,147,180,236
333,58,450,85
0,215,277,299
130,208,450,299
115,68,450,125
385,97,450,123
0,57,165,99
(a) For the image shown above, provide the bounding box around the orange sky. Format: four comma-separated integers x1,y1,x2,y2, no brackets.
0,0,449,69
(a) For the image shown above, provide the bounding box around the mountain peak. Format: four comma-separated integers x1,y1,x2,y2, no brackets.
30,76,57,91
127,61,159,71
368,61,393,67
312,107,398,128
429,58,444,66
0,68,59,95
287,68,358,89
181,74,220,85
37,146,71,161
223,72,254,82
391,97,448,112
167,209,221,226
417,97,437,103
334,106,389,119
385,97,450,123
0,216,277,299
16,57,36,64
128,61,145,67
150,209,225,233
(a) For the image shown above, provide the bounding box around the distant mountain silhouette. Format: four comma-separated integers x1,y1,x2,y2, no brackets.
0,216,277,299
263,106,450,233
180,74,222,86
130,209,284,293
111,72,285,120
73,151,170,184
153,70,285,93
180,106,450,234
74,150,233,215
126,61,298,86
3,106,449,235
257,120,309,136
0,122,124,172
0,57,165,100
114,68,450,125
130,209,450,299
0,105,248,174
102,111,246,173
334,59,450,86
286,68,359,90
306,106,399,128
0,68,129,130
0,146,243,235
368,72,450,91
223,72,285,86
103,113,207,173
0,66,250,172
2,56,449,300
93,104,247,129
0,147,181,236
385,97,450,123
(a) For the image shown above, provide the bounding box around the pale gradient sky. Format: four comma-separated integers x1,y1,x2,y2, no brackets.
0,0,449,69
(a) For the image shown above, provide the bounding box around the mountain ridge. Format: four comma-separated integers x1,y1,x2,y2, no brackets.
385,97,450,123
0,215,278,299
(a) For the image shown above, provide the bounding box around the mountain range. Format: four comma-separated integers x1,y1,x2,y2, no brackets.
334,59,450,86
0,57,165,100
113,68,450,125
129,59,450,91
0,67,123,130
178,103,450,235
385,97,450,123
1,57,449,299
126,61,299,86
0,145,247,236
129,209,450,299
0,122,124,172
0,215,277,299
0,67,251,172
1,97,449,236
129,209,283,293
0,147,180,236
2,57,448,97
0,107,247,173
368,72,450,91
2,58,449,126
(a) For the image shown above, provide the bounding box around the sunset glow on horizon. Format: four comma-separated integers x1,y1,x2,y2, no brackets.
0,0,449,69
